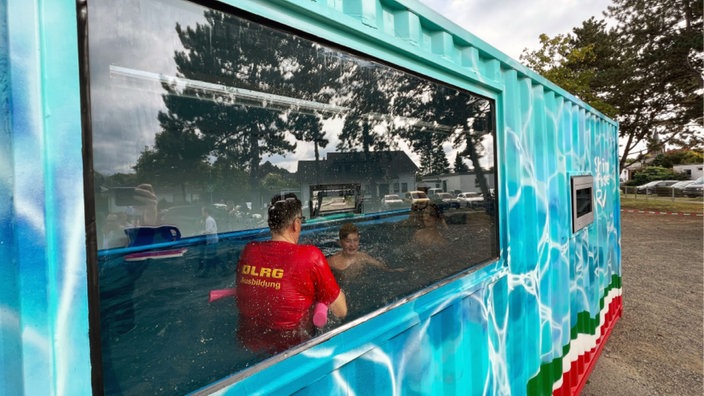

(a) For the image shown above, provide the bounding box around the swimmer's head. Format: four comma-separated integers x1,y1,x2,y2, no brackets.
423,202,442,219
415,201,443,227
338,223,360,254
267,193,303,233
338,223,359,240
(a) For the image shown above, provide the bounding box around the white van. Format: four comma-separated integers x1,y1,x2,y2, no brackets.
427,187,443,198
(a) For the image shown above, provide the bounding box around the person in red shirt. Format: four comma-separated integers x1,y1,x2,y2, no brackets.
235,193,347,354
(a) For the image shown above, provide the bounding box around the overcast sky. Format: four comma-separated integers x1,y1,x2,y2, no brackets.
417,0,612,60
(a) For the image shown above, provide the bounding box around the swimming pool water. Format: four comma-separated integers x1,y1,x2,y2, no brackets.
98,211,497,395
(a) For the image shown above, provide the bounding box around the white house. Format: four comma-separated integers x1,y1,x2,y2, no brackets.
673,164,704,180
297,151,419,203
420,170,496,194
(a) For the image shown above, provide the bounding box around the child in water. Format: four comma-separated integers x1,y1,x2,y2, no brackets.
328,223,404,281
411,201,448,248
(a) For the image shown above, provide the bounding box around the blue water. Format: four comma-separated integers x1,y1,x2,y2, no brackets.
99,211,497,395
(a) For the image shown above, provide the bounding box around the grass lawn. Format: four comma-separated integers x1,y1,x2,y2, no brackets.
620,194,704,215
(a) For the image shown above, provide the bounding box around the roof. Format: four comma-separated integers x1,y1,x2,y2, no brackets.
297,151,418,183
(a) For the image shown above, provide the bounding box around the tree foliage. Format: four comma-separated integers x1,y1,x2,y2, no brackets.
132,8,494,203
453,153,470,173
520,22,618,118
520,0,703,171
651,149,704,167
627,166,689,185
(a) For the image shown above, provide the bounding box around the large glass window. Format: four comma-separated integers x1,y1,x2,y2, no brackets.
87,0,498,394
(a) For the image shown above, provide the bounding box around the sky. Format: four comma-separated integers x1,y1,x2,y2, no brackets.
417,0,613,60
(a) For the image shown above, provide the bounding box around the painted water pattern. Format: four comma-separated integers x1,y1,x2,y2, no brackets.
1,0,620,395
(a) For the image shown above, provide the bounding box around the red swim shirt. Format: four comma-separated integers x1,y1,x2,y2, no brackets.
235,241,341,354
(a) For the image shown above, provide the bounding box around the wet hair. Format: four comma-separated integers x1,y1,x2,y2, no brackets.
267,193,302,233
426,202,442,219
339,223,359,240
413,201,442,219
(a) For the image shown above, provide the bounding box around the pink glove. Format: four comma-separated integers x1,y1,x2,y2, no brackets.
313,302,329,328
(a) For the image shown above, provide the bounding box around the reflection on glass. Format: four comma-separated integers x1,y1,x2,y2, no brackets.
88,0,498,394
576,188,593,217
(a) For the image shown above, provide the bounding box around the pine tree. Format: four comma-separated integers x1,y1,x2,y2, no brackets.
520,0,703,171
454,153,469,173
142,11,301,201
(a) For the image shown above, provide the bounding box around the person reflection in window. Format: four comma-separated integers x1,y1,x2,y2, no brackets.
412,201,448,248
235,193,347,354
328,223,403,282
132,183,159,226
196,206,223,277
102,213,129,249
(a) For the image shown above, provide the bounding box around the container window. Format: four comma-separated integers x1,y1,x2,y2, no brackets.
571,175,594,232
85,0,498,393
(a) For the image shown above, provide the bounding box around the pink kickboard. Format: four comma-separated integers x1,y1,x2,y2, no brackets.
124,247,188,262
209,288,237,303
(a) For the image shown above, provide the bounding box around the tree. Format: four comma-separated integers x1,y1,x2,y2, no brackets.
520,20,618,118
415,136,451,175
336,62,395,154
520,0,703,171
140,11,303,203
453,153,469,173
273,43,336,162
388,75,491,179
277,113,328,161
387,74,447,175
628,166,688,185
651,149,704,168
133,109,211,202
606,0,703,168
333,61,399,198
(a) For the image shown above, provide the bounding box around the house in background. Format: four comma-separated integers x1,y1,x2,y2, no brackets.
620,162,703,182
420,170,496,195
674,164,704,180
619,163,639,182
297,151,418,204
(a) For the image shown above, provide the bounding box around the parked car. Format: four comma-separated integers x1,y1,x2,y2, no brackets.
381,194,404,208
670,180,695,191
664,179,696,196
434,192,461,209
634,180,659,194
404,190,430,205
682,179,704,197
426,187,444,199
635,180,678,194
457,191,484,208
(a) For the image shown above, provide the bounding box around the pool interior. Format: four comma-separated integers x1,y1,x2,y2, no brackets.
98,209,497,395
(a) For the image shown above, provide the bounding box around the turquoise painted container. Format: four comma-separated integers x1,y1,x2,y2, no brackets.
0,0,620,395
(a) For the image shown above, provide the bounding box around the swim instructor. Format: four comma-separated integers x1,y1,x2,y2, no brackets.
235,193,347,354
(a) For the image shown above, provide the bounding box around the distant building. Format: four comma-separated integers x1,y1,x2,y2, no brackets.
674,164,704,180
419,170,495,194
297,151,418,203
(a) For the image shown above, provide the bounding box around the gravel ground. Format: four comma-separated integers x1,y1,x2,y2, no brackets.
582,212,703,395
